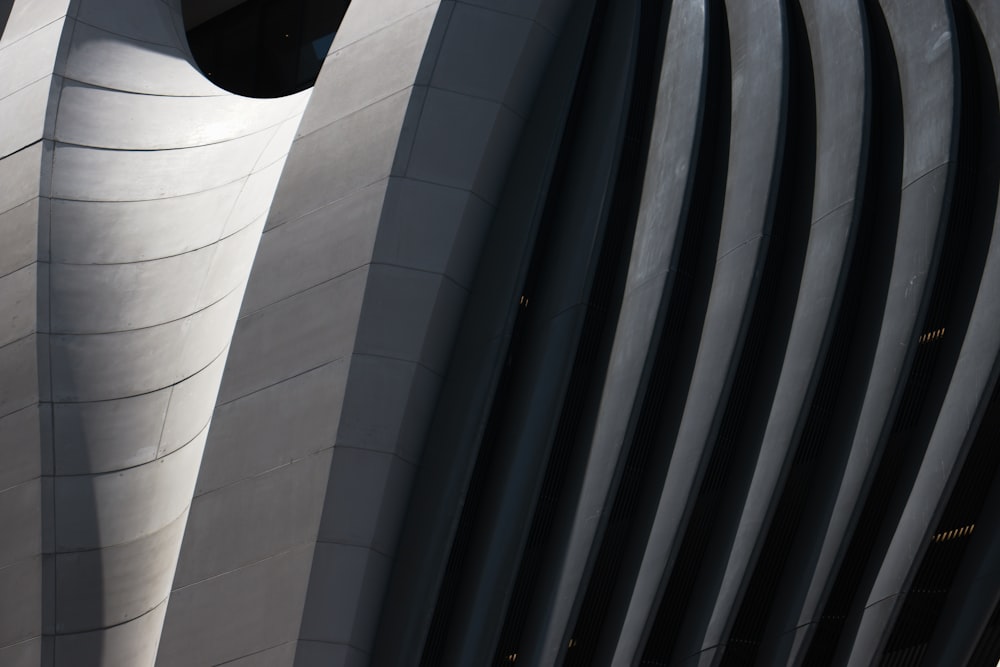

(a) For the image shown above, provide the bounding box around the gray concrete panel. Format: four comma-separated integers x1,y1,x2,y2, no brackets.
0,406,42,491
157,545,314,667
174,448,331,588
315,446,414,555
0,556,41,647
294,641,368,667
335,354,440,464
371,0,590,660
0,264,36,347
217,266,367,403
242,180,387,315
0,335,40,421
0,199,39,277
372,178,495,288
429,3,535,110
53,429,205,551
298,543,391,650
197,359,347,494
54,510,187,633
0,639,42,666
352,264,467,375
52,600,166,666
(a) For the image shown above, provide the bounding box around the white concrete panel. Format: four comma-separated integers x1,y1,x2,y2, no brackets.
198,217,265,306
55,510,186,633
54,599,166,667
0,76,55,158
54,80,305,150
49,243,216,334
0,18,63,94
49,287,241,402
60,21,221,97
158,352,227,458
54,428,205,551
50,216,259,334
224,159,288,236
53,388,169,475
332,0,439,50
48,181,245,264
297,3,437,136
253,113,307,169
51,127,276,202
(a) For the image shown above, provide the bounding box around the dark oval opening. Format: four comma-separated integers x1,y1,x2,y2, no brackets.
183,0,350,98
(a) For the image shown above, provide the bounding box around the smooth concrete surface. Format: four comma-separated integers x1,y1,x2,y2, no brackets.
4,0,1000,665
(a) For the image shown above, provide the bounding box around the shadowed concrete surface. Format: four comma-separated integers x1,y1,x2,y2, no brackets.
3,0,1000,666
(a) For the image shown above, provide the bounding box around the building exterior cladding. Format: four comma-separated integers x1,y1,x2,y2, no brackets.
1,0,1000,664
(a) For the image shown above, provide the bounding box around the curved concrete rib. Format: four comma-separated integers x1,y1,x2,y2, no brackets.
7,0,314,661
609,0,788,662
757,0,959,662
522,0,708,661
671,0,868,659
842,0,1000,661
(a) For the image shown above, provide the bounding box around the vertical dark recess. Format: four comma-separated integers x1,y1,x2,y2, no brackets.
627,0,733,660
418,1,616,663
641,0,816,660
881,1,1000,663
970,598,1000,665
710,0,826,660
806,0,994,662
552,0,671,661
789,0,905,656
491,0,669,662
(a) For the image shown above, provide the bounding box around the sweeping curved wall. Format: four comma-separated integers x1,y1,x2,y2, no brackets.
0,0,312,662
4,0,1000,665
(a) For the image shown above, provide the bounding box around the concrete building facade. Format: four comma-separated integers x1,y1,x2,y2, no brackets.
1,0,1000,665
